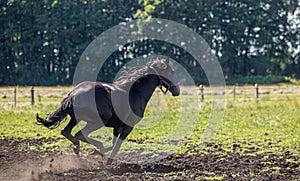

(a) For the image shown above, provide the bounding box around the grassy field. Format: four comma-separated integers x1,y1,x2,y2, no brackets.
0,86,299,156
0,85,299,180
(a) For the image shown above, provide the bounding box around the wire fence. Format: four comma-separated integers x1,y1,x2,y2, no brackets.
0,85,300,106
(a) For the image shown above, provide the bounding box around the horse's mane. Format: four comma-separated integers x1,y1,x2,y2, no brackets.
113,58,168,88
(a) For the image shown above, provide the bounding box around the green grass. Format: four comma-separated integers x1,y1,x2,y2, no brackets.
0,88,299,180
0,89,299,158
0,103,59,137
191,98,300,155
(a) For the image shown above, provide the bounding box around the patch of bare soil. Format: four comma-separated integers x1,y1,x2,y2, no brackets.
0,138,101,181
0,138,299,181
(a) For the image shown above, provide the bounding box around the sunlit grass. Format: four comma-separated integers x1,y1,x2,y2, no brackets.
186,97,300,156
0,86,299,158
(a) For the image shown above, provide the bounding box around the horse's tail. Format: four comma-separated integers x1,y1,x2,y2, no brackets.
37,96,73,129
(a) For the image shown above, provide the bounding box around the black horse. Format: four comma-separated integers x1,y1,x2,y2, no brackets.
36,58,180,164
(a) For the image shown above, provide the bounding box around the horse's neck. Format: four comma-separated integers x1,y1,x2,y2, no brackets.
129,75,159,111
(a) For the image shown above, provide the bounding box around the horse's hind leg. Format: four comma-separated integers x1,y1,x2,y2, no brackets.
61,116,80,154
74,122,106,154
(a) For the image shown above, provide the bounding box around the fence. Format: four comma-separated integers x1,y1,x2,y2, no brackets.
173,84,300,102
0,85,300,106
0,86,72,106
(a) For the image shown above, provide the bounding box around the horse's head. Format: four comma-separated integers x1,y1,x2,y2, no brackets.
149,58,180,96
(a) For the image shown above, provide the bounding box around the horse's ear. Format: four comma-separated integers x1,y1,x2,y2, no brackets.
163,58,170,67
165,58,170,65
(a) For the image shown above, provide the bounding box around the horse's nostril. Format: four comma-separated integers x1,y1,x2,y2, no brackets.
172,91,179,96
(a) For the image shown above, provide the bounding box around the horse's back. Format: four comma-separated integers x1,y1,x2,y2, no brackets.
68,81,136,127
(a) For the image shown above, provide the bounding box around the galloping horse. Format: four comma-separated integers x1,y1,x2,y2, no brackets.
36,58,180,164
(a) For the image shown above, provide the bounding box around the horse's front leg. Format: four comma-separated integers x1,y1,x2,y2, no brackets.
61,116,80,154
100,127,122,153
106,125,133,165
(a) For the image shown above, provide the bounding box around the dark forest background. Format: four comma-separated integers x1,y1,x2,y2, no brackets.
1,0,300,86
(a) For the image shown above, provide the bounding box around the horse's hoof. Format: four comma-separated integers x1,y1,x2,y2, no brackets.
73,145,80,155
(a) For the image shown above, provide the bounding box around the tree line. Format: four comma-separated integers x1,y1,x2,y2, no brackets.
1,0,299,86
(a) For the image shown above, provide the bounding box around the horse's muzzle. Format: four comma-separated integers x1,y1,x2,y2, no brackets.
171,85,180,96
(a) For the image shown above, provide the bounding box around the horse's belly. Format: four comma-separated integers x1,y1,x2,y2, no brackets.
72,106,102,122
104,114,124,128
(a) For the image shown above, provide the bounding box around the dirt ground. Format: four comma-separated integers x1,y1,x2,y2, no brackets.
0,138,299,181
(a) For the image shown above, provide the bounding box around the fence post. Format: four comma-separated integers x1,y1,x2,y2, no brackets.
38,93,41,102
233,85,236,100
31,86,35,105
14,87,17,107
255,84,259,99
200,85,204,102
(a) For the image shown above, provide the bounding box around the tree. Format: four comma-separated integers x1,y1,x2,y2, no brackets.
0,0,140,85
153,0,300,80
0,0,299,85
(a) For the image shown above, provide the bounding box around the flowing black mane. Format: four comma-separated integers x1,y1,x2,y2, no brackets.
113,58,168,88
113,66,149,88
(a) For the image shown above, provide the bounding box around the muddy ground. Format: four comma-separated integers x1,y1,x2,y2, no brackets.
0,138,299,181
